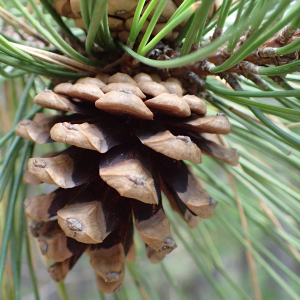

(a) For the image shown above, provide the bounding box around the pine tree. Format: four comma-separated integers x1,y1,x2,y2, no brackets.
1,0,300,299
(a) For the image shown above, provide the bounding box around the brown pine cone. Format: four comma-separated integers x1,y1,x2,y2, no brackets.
16,72,238,293
51,0,222,43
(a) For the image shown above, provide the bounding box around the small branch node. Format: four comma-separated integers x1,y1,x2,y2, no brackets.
277,26,296,45
258,47,277,58
188,71,206,87
244,73,268,90
239,61,259,75
219,72,243,91
222,47,232,58
212,26,223,41
204,61,216,73
245,29,255,40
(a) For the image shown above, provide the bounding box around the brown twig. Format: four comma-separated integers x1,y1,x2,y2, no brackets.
276,25,297,45
219,71,243,91
228,107,264,125
242,73,269,90
0,7,48,45
206,28,300,74
287,122,300,128
128,269,151,300
228,173,263,300
12,43,100,74
259,201,300,261
212,26,223,41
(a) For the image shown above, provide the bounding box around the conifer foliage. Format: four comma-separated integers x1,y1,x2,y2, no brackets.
1,0,300,299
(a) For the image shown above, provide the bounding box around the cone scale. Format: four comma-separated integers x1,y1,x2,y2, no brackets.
52,0,222,43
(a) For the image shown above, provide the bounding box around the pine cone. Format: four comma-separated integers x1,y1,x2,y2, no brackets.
51,0,222,42
16,72,238,293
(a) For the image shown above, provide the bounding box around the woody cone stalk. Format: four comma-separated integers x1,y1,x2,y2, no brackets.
16,70,238,293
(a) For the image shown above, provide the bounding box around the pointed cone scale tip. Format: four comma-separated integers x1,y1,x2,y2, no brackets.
166,77,182,86
50,122,103,152
149,74,162,83
135,209,177,254
57,201,106,244
23,170,42,185
191,133,239,166
15,119,35,142
138,81,169,97
68,83,104,102
100,159,159,205
146,246,165,264
28,148,99,189
133,73,153,83
183,210,201,228
53,0,76,17
15,119,53,144
38,230,73,262
76,77,106,89
138,128,201,164
96,275,124,294
175,114,232,134
28,157,56,186
58,180,128,245
70,0,81,16
188,172,218,218
160,81,183,97
53,82,73,95
28,155,75,188
24,186,80,221
145,93,191,117
101,83,146,99
96,73,110,84
108,73,137,85
160,179,201,228
95,91,153,120
32,113,59,124
185,193,218,219
29,220,45,238
185,166,218,218
50,120,127,154
33,90,75,112
126,244,136,262
156,157,218,219
48,261,69,282
182,94,207,115
24,193,55,221
48,248,85,282
89,244,125,282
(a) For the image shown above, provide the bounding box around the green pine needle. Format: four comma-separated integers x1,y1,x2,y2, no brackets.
1,0,300,299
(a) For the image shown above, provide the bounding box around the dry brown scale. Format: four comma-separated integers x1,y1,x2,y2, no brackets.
52,0,221,43
16,72,238,293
